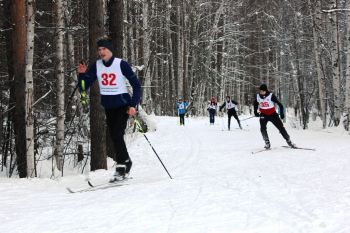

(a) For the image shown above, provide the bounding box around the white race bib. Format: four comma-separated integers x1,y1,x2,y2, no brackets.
257,93,274,109
96,58,128,95
208,104,216,110
226,101,236,109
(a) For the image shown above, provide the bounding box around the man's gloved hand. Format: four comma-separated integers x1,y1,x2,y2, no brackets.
127,107,137,117
254,112,260,117
78,61,87,74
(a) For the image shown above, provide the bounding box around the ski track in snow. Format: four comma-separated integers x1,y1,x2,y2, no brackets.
1,116,350,233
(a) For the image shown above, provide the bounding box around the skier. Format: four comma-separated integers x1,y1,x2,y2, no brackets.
207,97,217,125
77,38,141,181
254,84,295,149
219,96,242,130
176,98,188,126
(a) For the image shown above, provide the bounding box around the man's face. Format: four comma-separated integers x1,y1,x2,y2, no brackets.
98,47,113,61
259,90,267,95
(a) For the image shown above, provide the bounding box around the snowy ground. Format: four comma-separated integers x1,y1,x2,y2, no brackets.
1,116,350,233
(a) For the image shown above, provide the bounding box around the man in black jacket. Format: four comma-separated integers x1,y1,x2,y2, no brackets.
78,38,141,181
254,84,295,149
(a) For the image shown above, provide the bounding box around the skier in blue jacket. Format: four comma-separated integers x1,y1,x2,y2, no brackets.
176,98,188,125
77,38,141,181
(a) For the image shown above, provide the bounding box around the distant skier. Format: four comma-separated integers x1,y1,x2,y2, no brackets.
177,98,188,126
219,96,242,130
207,97,217,125
254,84,295,149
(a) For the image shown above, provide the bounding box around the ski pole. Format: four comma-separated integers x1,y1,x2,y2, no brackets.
240,116,255,122
68,83,79,102
134,119,173,179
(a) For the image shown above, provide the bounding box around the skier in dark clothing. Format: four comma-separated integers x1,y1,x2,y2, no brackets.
78,38,141,181
254,84,295,149
207,97,217,125
219,96,242,130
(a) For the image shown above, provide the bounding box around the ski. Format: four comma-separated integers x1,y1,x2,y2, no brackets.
66,178,131,194
66,182,127,194
88,176,132,187
282,146,316,151
251,148,271,154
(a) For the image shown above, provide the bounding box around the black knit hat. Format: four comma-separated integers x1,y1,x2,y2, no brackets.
97,38,113,53
259,84,268,91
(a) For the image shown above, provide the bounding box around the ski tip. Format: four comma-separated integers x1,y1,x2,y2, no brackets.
66,187,75,193
87,181,94,187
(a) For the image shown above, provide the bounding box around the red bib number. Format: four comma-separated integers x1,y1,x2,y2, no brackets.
260,102,269,108
101,73,117,86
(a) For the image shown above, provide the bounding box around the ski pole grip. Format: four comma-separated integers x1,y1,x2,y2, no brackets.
81,80,86,92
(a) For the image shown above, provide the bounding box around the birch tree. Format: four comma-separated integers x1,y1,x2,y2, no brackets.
54,0,65,172
327,0,342,126
141,0,152,112
310,0,327,128
25,0,35,177
345,1,350,130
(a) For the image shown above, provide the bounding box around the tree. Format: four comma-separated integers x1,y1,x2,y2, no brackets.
89,0,107,171
11,0,27,177
54,0,65,172
328,0,342,126
25,0,35,177
310,0,327,128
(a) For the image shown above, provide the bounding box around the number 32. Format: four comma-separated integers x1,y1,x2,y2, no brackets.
101,73,117,86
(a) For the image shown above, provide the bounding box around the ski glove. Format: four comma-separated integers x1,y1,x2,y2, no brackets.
254,112,260,117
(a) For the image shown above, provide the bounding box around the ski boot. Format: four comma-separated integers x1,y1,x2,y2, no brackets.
125,160,132,177
286,139,296,148
264,141,271,149
110,164,126,183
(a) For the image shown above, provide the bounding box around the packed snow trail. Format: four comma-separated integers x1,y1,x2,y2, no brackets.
1,116,350,233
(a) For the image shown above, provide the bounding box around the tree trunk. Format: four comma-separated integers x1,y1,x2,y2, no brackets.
310,0,327,128
142,0,152,113
108,0,123,57
55,0,65,172
25,0,35,177
177,1,184,99
11,0,27,178
345,0,350,131
89,0,107,171
328,0,342,126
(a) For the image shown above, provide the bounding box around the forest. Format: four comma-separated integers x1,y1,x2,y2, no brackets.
1,0,350,178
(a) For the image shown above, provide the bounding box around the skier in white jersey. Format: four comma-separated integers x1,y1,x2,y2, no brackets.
219,96,242,130
78,38,141,181
254,84,295,149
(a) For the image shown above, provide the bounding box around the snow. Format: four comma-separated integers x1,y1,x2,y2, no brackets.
1,116,350,233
